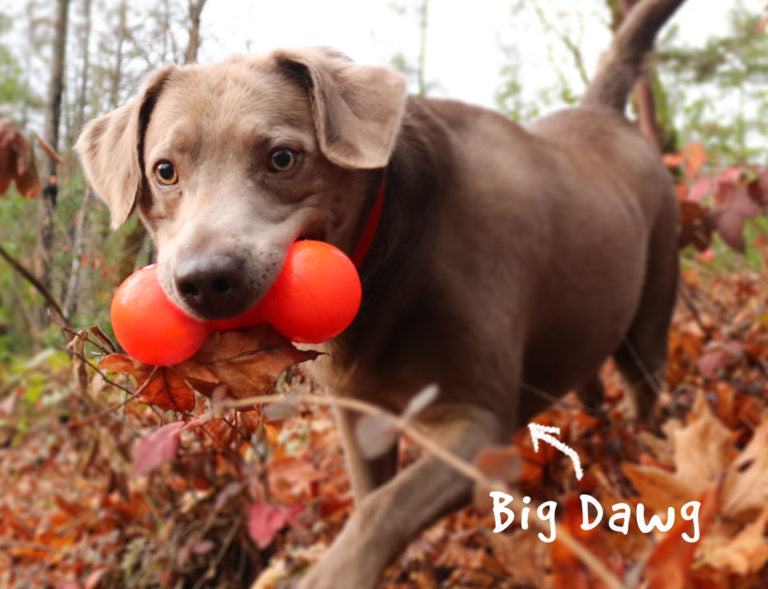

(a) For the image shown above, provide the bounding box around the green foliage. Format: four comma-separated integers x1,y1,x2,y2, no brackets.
494,46,543,122
658,3,768,163
0,12,42,120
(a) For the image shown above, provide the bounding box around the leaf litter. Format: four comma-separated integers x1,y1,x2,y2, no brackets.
3,172,768,587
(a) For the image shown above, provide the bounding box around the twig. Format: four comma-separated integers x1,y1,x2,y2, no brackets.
677,276,711,337
0,242,71,330
223,392,626,589
70,364,159,428
0,539,64,553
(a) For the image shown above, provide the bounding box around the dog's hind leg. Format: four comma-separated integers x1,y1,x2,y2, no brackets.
575,373,607,416
613,207,679,422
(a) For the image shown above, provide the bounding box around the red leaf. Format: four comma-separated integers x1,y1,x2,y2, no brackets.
132,422,186,474
247,501,303,549
688,177,715,202
698,341,744,379
712,207,746,252
132,416,208,474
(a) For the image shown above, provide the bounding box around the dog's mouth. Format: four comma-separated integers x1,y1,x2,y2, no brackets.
296,220,327,243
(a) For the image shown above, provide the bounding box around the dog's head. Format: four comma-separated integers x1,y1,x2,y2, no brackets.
76,48,406,320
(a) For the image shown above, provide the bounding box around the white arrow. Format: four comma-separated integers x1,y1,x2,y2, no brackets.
528,423,583,480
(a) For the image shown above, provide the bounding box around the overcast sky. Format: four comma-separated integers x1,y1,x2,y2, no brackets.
194,0,764,110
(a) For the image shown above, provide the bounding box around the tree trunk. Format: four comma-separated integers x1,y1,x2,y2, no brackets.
62,0,94,319
184,0,207,65
74,0,92,134
416,0,428,96
109,0,127,110
36,0,70,326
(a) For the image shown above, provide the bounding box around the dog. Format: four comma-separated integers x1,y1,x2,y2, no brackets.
76,0,683,585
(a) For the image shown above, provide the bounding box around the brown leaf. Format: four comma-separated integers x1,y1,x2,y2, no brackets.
99,326,317,412
179,325,319,403
622,463,697,515
100,354,196,412
623,393,734,512
268,456,326,499
677,200,713,251
0,119,41,198
672,394,735,490
704,506,768,575
722,420,768,519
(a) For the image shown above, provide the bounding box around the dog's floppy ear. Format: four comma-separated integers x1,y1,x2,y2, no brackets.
75,65,175,228
274,48,407,170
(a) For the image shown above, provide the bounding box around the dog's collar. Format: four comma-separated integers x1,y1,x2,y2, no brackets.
350,178,386,268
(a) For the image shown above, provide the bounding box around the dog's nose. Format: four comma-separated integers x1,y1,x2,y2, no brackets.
174,253,251,319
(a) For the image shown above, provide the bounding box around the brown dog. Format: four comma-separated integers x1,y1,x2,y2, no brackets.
77,0,683,585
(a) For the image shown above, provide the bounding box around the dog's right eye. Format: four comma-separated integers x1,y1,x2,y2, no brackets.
154,161,178,185
268,148,297,173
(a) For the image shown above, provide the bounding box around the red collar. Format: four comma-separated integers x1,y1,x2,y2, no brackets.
350,179,386,268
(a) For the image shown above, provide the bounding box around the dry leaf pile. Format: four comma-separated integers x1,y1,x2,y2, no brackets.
2,156,768,587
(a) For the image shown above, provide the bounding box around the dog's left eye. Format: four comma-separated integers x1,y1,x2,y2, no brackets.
154,161,178,185
269,148,297,172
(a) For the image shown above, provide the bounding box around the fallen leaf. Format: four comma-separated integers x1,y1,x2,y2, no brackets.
180,326,319,403
623,393,733,512
712,207,746,252
550,493,621,589
722,419,768,519
671,394,735,491
132,422,186,474
100,326,318,412
132,416,208,474
247,501,302,549
698,340,744,379
268,456,326,499
100,354,196,412
645,485,718,589
704,506,768,575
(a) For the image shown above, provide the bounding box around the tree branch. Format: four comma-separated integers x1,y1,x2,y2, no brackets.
0,242,71,330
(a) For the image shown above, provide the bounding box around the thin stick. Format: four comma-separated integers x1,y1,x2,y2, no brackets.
0,242,71,329
70,365,159,427
223,392,625,589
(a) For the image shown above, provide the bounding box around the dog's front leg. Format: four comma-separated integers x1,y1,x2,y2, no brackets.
300,402,503,589
335,407,399,503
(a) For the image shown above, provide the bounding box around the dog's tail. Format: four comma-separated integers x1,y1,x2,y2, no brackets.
580,0,685,111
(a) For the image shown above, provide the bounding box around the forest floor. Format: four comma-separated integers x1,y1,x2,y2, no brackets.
2,240,768,589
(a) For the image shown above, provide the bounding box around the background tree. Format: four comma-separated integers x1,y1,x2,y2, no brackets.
35,0,69,340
